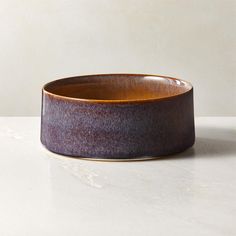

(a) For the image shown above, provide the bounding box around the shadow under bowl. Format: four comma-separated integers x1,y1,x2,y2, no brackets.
41,74,195,160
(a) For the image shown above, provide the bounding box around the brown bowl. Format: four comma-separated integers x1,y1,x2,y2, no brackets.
41,74,195,160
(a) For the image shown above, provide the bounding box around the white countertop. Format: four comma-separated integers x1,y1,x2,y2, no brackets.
0,117,235,236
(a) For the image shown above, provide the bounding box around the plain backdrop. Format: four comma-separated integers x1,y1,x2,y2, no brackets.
0,0,235,116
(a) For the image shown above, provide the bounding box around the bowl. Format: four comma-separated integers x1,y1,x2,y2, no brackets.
41,74,195,160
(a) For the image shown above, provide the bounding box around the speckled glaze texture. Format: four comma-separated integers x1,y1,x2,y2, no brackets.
41,74,195,159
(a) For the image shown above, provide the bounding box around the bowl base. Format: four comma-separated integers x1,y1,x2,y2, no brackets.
41,144,161,162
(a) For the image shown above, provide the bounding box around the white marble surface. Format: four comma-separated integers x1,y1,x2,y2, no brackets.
0,117,235,235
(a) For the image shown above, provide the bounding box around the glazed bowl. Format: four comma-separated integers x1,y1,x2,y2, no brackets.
41,74,195,160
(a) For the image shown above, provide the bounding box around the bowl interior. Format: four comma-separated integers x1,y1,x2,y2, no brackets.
44,74,192,101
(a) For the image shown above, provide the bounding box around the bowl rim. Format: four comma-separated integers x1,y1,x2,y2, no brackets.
42,73,193,104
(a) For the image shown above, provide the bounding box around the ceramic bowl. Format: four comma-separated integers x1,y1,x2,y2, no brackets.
41,74,195,160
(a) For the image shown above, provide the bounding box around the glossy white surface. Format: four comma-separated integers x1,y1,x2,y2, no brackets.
0,117,235,235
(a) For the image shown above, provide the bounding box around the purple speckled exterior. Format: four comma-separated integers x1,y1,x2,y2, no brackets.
41,84,195,159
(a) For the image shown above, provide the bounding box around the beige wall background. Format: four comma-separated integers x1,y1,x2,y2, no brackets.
0,0,235,116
